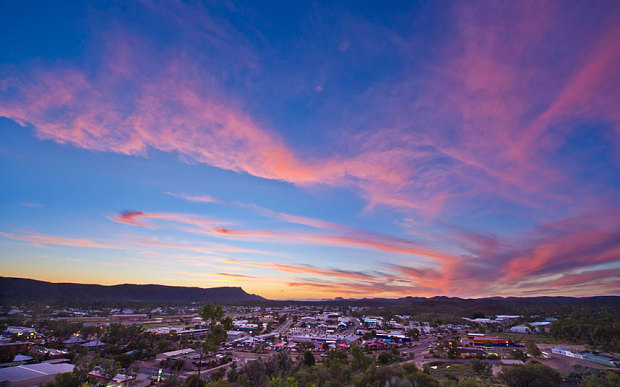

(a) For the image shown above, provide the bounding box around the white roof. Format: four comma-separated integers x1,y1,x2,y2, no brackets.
0,363,74,383
159,348,195,357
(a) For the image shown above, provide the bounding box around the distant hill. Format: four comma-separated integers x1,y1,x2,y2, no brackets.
271,295,620,316
0,277,265,303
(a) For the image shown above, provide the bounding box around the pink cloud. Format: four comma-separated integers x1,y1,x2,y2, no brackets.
20,202,43,208
108,208,454,262
222,258,379,281
439,210,620,296
548,268,620,287
0,230,114,249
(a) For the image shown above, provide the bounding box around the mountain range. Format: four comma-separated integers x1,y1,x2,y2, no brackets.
0,277,265,303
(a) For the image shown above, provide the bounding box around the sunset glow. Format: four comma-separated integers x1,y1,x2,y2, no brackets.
1,0,619,299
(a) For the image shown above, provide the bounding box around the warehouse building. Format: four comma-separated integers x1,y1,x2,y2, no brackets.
0,362,74,386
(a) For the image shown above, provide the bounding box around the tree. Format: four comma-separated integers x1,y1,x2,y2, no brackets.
227,362,238,383
54,372,81,387
377,352,392,365
195,304,230,386
351,344,372,371
526,342,541,358
244,358,267,387
469,358,491,378
510,349,528,362
582,371,620,387
268,376,298,387
458,378,484,387
184,374,205,387
499,363,561,387
446,340,460,359
407,328,420,341
302,350,315,367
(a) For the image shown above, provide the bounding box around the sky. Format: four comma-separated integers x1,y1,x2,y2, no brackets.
1,0,619,300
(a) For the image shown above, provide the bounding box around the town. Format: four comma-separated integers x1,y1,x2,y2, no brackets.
1,301,618,386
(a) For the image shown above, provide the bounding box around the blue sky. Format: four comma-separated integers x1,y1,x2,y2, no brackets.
1,0,619,298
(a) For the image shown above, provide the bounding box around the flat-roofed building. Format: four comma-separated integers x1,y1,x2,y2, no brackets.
0,362,74,386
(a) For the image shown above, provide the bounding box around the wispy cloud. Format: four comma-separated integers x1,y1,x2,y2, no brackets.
0,230,115,249
222,258,378,281
20,202,43,208
108,207,453,262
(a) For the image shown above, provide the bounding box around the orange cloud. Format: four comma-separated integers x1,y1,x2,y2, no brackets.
288,278,439,298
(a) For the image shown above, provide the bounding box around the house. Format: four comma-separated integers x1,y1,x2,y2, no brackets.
510,325,531,333
88,369,135,386
81,339,105,348
63,336,85,345
3,327,37,336
363,317,383,328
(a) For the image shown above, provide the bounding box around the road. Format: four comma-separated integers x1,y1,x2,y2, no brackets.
276,317,293,335
344,317,362,335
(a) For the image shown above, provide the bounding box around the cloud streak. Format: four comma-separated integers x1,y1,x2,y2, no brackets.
0,230,114,249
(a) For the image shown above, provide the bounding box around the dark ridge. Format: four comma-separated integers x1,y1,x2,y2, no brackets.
0,277,264,303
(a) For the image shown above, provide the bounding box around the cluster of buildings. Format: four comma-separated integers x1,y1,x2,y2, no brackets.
2,303,618,386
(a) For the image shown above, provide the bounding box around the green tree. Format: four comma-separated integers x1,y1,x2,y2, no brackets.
377,352,392,365
499,363,561,387
457,378,484,387
407,328,420,341
582,371,620,387
510,349,528,362
54,372,81,387
351,344,372,371
447,340,460,359
196,304,230,386
302,350,315,367
469,358,491,378
184,374,205,387
526,342,541,358
268,376,298,387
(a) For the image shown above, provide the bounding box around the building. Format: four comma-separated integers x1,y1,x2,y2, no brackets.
470,335,511,347
156,348,196,361
0,362,74,386
551,348,619,367
62,336,85,345
3,327,37,336
580,352,619,367
510,325,531,333
81,339,105,348
227,331,249,342
551,347,583,359
458,347,486,357
88,370,135,386
110,314,148,322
